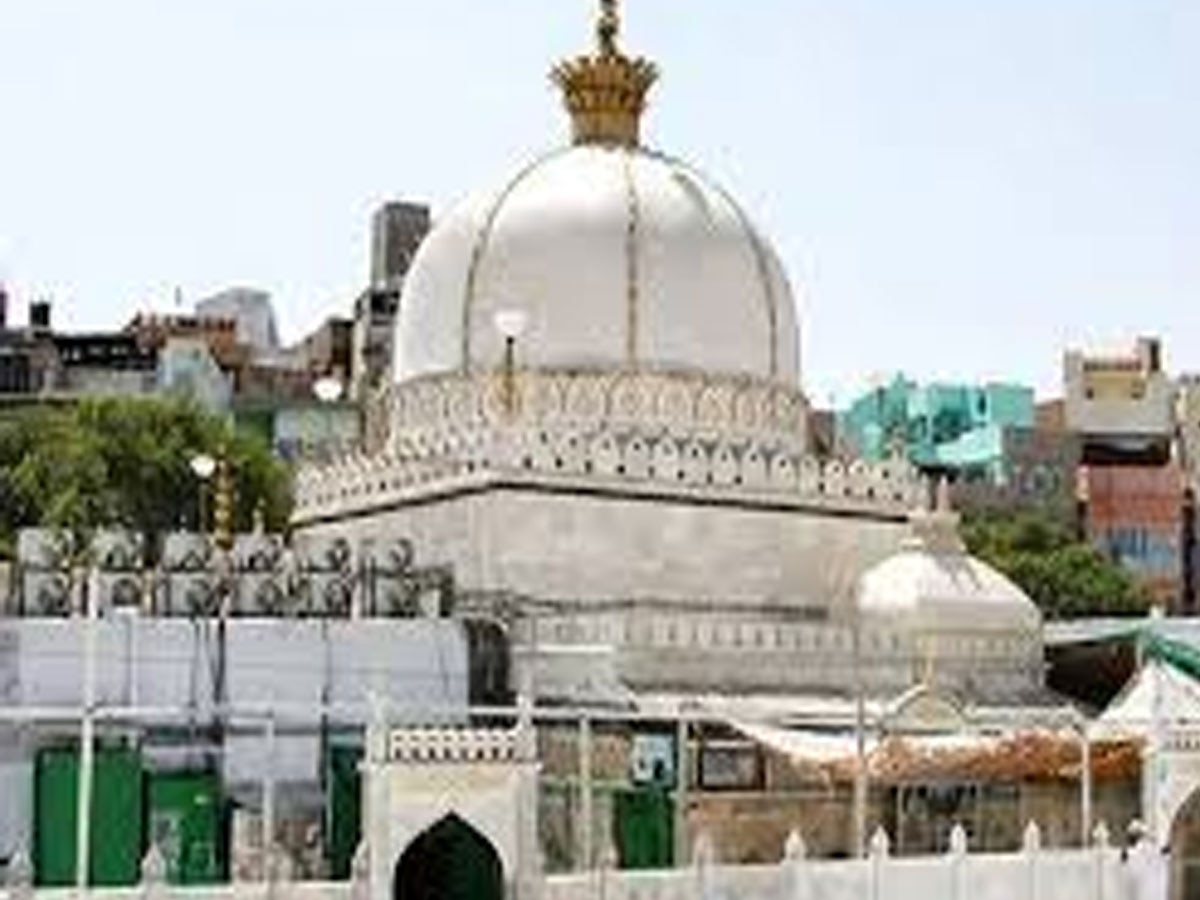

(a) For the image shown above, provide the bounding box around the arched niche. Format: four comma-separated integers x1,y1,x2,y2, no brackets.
393,813,504,900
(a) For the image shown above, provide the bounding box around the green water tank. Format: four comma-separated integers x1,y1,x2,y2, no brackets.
33,744,143,886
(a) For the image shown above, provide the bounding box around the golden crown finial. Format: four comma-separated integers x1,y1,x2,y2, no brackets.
551,0,658,148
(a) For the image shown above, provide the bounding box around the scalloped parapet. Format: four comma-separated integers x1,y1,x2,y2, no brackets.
294,369,924,521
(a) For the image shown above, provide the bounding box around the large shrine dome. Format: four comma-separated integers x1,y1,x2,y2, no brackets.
393,147,798,384
392,2,799,387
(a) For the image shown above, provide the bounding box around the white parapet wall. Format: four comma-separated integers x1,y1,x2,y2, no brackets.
542,823,1163,900
5,822,1168,900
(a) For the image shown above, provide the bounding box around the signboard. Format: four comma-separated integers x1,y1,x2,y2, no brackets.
698,742,761,790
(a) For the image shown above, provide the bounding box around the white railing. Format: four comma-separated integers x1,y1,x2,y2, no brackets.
543,823,1162,900
3,821,1166,900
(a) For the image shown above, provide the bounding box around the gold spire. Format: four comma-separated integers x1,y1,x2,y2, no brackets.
551,0,658,148
213,446,235,552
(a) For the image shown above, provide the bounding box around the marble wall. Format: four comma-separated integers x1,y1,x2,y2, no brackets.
298,481,906,618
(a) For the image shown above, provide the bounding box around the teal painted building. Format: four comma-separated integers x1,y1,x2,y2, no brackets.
838,376,1035,479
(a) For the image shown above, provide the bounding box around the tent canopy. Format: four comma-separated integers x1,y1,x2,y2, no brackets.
1095,654,1200,739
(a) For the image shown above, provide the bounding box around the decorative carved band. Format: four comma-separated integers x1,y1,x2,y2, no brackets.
388,727,517,763
297,369,923,519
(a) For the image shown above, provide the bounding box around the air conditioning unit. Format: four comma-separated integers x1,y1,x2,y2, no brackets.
235,573,288,616
311,575,353,617
233,533,282,574
92,529,143,572
95,573,143,612
161,532,212,572
17,527,72,571
155,572,218,617
26,572,73,616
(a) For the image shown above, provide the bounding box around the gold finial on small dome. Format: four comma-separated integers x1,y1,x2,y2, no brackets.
551,0,658,148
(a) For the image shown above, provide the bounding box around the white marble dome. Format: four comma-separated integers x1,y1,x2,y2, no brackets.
393,144,800,386
858,511,1042,635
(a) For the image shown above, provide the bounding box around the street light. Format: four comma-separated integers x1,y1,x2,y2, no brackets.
313,375,344,459
190,453,216,533
314,375,344,404
493,309,528,418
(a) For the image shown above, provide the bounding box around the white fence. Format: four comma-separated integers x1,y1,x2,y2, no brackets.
543,823,1165,900
3,822,1167,900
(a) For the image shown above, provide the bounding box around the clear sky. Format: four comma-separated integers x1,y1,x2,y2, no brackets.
0,0,1195,404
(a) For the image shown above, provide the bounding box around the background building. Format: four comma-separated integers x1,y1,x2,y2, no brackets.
351,202,431,402
1064,336,1173,465
837,375,1035,479
1064,338,1188,610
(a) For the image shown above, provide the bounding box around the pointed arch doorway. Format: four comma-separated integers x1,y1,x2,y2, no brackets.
393,814,504,900
1171,788,1200,900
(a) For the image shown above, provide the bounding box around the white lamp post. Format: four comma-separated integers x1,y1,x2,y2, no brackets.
314,375,344,405
492,309,528,418
190,453,216,534
313,376,345,458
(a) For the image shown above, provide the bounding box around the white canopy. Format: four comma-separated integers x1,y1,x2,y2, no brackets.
1094,658,1200,739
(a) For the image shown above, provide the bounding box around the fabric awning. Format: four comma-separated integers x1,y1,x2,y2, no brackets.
1095,656,1200,739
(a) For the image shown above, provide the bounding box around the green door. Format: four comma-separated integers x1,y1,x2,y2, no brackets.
326,744,363,879
146,771,224,884
613,787,673,869
33,745,143,886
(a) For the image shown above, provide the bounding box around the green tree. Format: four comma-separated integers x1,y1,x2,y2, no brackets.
961,508,1150,619
0,396,291,559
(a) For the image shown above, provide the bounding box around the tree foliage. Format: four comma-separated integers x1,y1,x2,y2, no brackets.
0,397,292,559
961,508,1150,620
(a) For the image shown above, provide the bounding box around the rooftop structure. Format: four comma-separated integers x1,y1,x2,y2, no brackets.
1064,336,1173,463
837,375,1035,478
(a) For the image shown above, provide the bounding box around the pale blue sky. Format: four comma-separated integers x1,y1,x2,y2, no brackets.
0,0,1195,403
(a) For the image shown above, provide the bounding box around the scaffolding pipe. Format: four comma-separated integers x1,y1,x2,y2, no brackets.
264,712,277,876
674,711,689,866
75,569,99,890
852,606,868,858
1081,720,1093,846
578,715,593,870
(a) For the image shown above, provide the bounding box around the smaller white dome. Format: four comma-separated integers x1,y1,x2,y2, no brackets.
858,511,1042,635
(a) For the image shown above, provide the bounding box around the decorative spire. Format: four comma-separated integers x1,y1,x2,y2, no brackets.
213,446,235,552
551,0,658,148
906,476,964,555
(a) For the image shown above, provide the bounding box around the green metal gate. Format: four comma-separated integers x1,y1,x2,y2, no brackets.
33,745,143,886
145,770,225,884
